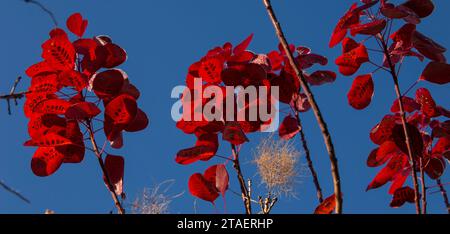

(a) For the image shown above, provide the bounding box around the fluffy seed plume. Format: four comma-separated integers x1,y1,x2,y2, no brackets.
253,136,301,197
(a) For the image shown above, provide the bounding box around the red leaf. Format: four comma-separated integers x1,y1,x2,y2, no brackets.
204,164,229,197
390,186,416,208
367,153,408,191
413,31,447,62
420,62,450,85
176,134,218,165
233,34,254,55
199,57,223,84
125,108,149,132
392,123,424,158
41,29,75,70
24,133,72,147
58,70,88,91
27,114,66,139
306,70,337,86
65,102,101,120
26,61,55,78
92,69,126,99
31,147,65,177
105,94,138,125
336,42,369,76
402,0,434,18
329,4,360,48
222,122,249,145
370,115,398,145
350,19,387,36
390,97,420,113
415,88,438,117
104,155,124,196
279,115,300,140
314,194,336,214
188,173,219,203
103,43,127,68
424,155,446,180
67,13,88,37
347,74,374,110
38,99,71,115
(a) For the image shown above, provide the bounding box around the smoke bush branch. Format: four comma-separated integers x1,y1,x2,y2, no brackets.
262,0,342,213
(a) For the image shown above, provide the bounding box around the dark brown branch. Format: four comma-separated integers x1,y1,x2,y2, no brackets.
378,35,422,214
0,77,29,115
23,0,58,27
262,0,342,213
231,144,252,214
419,158,427,214
86,120,125,214
437,179,450,214
0,180,31,204
296,112,323,203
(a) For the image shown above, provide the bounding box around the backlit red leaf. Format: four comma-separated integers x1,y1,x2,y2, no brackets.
420,62,450,85
31,147,65,177
66,13,88,38
279,115,300,140
314,194,336,214
104,155,125,196
347,74,374,110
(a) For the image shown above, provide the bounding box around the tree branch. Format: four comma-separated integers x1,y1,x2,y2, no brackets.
0,77,29,115
296,112,323,203
86,120,125,214
437,179,450,214
378,35,422,214
23,0,58,27
262,0,342,213
231,144,252,214
0,180,30,204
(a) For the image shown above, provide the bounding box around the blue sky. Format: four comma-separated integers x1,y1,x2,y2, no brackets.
0,0,449,214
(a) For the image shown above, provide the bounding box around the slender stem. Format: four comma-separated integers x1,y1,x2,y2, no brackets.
296,112,323,203
419,158,427,214
262,0,342,213
86,120,125,214
437,179,450,214
0,180,30,204
378,34,422,214
231,144,252,214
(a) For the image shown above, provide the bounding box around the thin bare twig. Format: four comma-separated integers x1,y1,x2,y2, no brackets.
437,179,450,214
419,158,427,214
262,0,342,213
377,34,422,214
0,180,31,204
231,144,252,214
0,77,29,115
296,112,323,203
23,0,58,27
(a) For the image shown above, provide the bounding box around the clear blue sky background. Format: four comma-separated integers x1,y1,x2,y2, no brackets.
0,0,449,214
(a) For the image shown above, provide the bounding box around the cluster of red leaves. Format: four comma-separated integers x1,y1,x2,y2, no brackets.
331,0,449,111
23,13,148,195
177,34,337,204
367,88,449,201
268,44,336,140
331,0,449,208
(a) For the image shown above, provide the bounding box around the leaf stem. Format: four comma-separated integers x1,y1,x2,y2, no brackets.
86,120,125,214
296,112,323,203
230,144,252,214
262,0,342,213
377,34,422,214
436,179,450,214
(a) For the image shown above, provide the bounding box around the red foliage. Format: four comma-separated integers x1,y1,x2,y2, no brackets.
23,12,148,192
332,0,449,209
